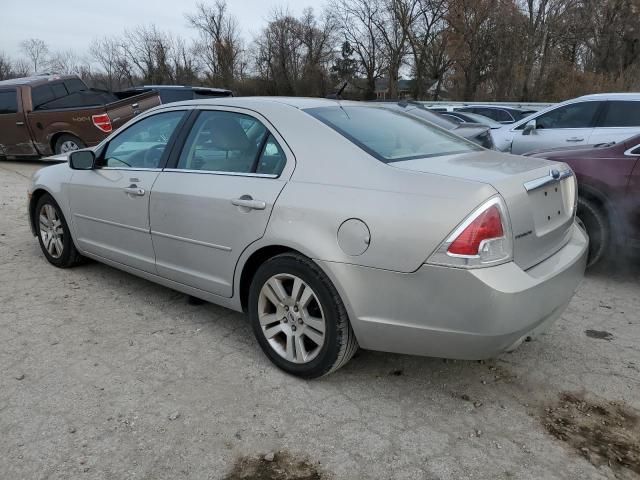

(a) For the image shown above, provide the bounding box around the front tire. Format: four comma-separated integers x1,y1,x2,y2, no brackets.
577,197,609,268
248,253,358,378
54,134,86,155
35,194,83,268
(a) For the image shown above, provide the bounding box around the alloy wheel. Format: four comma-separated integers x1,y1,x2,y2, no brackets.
60,141,80,153
258,274,326,364
39,204,64,259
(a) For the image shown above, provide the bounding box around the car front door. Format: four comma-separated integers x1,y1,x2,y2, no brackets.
510,101,603,155
0,88,38,157
68,109,187,273
149,108,292,297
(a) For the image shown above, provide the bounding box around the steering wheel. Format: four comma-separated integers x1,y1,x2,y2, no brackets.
143,144,166,168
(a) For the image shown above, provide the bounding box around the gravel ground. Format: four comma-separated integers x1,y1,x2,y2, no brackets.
1,160,638,480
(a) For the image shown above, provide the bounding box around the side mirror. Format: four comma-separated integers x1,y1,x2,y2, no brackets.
522,119,537,136
69,150,96,170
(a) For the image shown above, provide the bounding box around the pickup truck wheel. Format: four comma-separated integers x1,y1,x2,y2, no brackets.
577,197,609,268
35,193,83,268
55,135,86,155
248,253,358,379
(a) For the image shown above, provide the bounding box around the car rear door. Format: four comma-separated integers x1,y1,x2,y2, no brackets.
0,88,38,157
68,109,188,273
589,100,640,145
510,101,603,155
149,107,292,298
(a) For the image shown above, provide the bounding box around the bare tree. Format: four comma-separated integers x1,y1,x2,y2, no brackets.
90,37,125,90
401,0,450,99
20,38,49,74
374,0,416,98
47,50,85,75
0,52,13,80
331,0,386,99
187,1,243,87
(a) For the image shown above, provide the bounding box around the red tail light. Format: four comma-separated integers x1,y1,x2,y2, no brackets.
448,205,504,256
92,113,112,133
428,197,513,268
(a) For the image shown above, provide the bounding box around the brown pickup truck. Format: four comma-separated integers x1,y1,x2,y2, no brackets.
0,75,161,158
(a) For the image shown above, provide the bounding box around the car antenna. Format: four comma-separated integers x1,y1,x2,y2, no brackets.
327,82,348,100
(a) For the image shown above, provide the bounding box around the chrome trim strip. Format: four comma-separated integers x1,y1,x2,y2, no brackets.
162,168,278,179
100,167,163,172
74,213,150,233
524,169,573,192
623,145,640,157
151,230,232,251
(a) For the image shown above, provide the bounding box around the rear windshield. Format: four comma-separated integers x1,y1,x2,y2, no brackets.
306,106,479,163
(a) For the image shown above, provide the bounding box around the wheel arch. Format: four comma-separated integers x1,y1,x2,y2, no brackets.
29,187,56,236
238,245,302,312
578,184,626,244
49,131,83,154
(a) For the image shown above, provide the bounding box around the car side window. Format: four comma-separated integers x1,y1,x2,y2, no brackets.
31,85,56,110
50,82,68,99
256,135,286,175
0,90,18,114
176,110,278,174
600,101,640,127
535,102,601,129
101,111,185,169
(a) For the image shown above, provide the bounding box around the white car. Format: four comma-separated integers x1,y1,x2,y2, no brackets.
493,93,640,154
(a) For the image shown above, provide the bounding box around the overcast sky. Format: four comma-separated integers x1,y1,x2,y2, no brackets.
1,0,327,58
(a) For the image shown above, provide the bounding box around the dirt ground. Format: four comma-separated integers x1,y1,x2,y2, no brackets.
1,160,639,480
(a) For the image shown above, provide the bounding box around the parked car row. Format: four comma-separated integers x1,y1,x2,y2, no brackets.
429,105,539,124
28,97,588,377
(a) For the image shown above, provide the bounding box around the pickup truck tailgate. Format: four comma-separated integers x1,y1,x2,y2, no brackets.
106,91,161,130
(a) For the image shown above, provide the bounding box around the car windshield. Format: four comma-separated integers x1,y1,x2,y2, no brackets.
305,106,480,163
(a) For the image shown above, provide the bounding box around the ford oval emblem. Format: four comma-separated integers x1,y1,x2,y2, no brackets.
551,169,560,179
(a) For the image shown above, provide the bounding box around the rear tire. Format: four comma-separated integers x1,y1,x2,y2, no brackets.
248,253,358,378
35,193,83,268
54,134,86,155
577,197,609,268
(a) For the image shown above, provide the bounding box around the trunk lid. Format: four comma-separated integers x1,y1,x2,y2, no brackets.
391,150,576,270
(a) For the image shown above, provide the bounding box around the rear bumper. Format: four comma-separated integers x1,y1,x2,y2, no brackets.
319,222,588,360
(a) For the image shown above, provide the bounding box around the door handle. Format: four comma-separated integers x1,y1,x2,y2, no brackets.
123,185,146,196
232,196,266,210
566,137,584,142
16,121,24,126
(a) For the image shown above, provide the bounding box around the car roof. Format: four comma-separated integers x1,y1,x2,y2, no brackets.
134,85,232,93
461,105,531,112
0,74,79,87
155,96,364,110
575,92,640,101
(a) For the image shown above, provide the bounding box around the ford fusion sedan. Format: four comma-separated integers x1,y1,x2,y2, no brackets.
28,98,588,378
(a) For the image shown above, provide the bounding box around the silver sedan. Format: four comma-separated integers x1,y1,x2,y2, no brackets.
27,98,588,378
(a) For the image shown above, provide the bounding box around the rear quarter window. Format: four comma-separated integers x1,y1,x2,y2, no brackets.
306,106,480,163
0,90,18,114
601,101,640,127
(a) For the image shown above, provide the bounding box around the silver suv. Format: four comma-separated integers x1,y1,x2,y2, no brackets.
493,93,640,154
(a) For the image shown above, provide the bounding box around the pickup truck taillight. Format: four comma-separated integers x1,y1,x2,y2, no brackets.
92,114,112,133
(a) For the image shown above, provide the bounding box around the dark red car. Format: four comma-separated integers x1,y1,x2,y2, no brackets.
527,135,640,266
